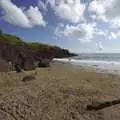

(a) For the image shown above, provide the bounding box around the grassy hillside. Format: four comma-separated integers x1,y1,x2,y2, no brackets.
0,34,26,45
26,42,53,50
0,33,56,50
0,30,76,71
0,30,76,58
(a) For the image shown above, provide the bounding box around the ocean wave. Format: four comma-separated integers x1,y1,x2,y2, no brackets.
53,58,120,73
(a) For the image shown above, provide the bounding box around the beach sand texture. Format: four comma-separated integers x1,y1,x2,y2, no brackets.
0,62,120,119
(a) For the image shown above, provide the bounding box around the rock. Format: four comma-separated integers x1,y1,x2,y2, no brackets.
23,59,35,71
0,59,10,72
22,76,35,82
0,35,76,71
38,59,50,68
86,99,120,111
15,64,22,73
0,40,36,71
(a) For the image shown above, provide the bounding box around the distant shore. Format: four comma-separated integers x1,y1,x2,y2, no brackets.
0,61,120,120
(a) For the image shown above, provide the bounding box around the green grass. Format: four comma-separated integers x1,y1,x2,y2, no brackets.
0,31,76,57
26,42,52,50
0,34,54,50
0,34,26,46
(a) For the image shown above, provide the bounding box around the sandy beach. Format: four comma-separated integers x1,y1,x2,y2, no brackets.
0,61,120,120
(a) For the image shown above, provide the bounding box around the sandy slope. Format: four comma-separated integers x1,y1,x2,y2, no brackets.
0,62,120,120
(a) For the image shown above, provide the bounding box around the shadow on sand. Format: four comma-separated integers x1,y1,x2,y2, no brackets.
86,99,120,111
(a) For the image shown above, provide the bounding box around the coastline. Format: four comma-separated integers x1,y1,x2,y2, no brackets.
53,58,120,75
0,61,120,119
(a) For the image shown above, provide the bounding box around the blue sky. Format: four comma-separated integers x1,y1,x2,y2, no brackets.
0,0,120,53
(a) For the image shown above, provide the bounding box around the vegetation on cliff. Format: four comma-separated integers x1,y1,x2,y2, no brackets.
0,29,76,71
0,29,76,58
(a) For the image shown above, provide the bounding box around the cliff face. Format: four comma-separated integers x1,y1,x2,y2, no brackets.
0,59,10,72
0,40,36,71
0,33,76,71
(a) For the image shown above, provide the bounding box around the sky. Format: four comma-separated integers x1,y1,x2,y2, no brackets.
1,0,120,53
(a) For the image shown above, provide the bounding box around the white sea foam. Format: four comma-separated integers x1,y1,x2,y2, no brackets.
53,57,120,74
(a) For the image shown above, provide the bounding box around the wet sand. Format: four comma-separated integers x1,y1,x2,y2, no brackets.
0,61,120,120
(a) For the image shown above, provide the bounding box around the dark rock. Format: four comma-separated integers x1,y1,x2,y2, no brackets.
0,59,10,72
22,76,35,82
86,99,120,111
38,59,50,67
23,59,35,71
0,34,77,71
0,40,36,71
15,64,22,73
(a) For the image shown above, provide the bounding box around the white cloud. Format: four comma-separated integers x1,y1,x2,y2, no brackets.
38,0,86,23
96,41,104,51
25,6,46,27
88,0,112,19
0,0,46,27
110,32,117,39
38,0,48,11
95,29,108,37
89,0,107,16
54,21,111,44
54,22,97,43
110,31,120,39
105,0,120,19
88,0,120,27
54,1,86,23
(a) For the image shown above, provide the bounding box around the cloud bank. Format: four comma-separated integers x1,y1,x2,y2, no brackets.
0,0,46,28
53,0,120,45
54,23,96,43
39,0,86,23
89,0,120,27
1,0,120,51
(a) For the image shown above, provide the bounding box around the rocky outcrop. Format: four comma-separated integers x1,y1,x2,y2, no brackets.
0,59,10,72
0,40,36,71
0,33,77,72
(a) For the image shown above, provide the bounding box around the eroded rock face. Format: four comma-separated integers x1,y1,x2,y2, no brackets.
23,59,35,71
0,59,10,72
0,40,36,71
0,38,76,71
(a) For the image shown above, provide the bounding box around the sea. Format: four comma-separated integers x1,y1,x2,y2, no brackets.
54,53,120,74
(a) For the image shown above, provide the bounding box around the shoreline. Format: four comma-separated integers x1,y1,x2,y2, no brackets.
53,58,120,75
0,61,120,119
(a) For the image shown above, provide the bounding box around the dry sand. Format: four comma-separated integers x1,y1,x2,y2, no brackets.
0,61,120,120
